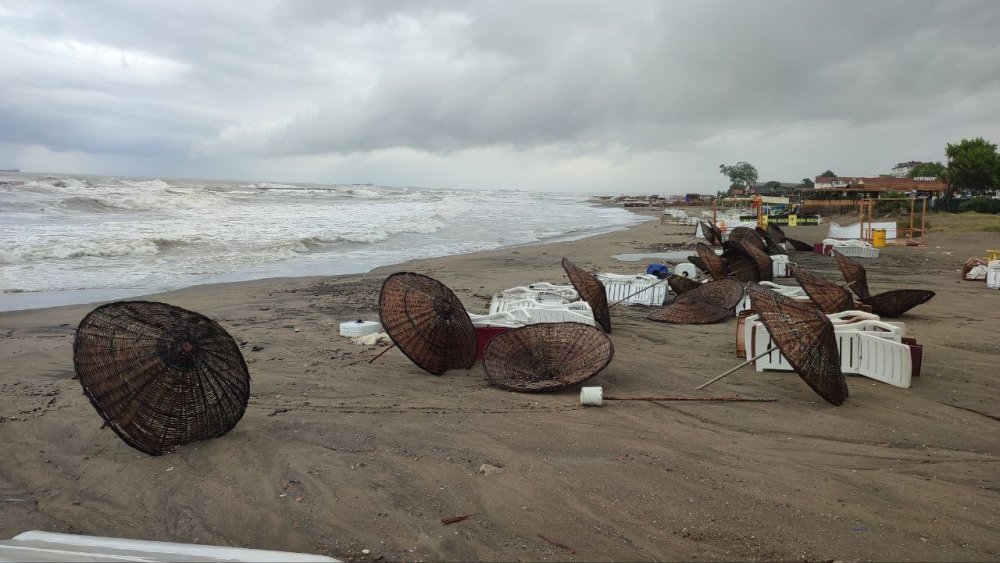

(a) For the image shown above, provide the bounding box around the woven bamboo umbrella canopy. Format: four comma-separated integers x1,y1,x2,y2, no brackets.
728,227,767,253
73,301,250,456
831,249,871,299
483,322,614,392
699,221,719,246
379,272,477,375
722,241,761,283
861,289,935,318
786,237,814,252
696,243,727,281
792,267,853,313
739,240,773,282
667,274,702,295
562,258,612,332
766,223,788,243
687,255,709,273
747,285,849,405
649,279,743,324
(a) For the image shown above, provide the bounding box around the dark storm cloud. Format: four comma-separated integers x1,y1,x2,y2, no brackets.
1,0,999,189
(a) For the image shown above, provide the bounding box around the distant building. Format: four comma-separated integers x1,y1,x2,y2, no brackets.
812,175,946,196
891,161,925,178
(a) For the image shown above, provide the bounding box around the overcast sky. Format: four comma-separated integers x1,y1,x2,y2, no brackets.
1,0,999,194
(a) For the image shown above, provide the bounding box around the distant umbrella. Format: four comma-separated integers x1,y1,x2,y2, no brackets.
562,258,611,332
792,267,853,313
483,322,614,392
722,241,761,283
667,274,702,295
379,272,477,375
73,301,251,456
696,242,727,281
747,284,849,405
786,237,814,252
649,279,743,324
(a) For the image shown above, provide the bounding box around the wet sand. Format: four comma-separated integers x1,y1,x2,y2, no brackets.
1,209,999,561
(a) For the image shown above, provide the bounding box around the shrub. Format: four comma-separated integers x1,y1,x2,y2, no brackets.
958,198,1000,214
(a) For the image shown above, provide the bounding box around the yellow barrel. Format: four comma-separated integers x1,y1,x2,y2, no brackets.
872,229,887,248
987,249,1000,261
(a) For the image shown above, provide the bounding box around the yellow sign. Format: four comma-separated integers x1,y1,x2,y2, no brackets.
759,214,768,227
788,214,798,227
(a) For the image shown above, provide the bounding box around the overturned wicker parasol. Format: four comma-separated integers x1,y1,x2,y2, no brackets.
728,227,767,253
745,284,849,405
861,289,935,318
700,221,720,246
667,274,702,295
696,243,727,281
831,249,871,299
562,258,611,332
379,272,477,375
766,223,788,243
832,250,935,316
786,237,814,252
738,240,773,282
792,267,853,313
649,279,744,324
483,322,614,392
73,301,251,456
722,241,761,283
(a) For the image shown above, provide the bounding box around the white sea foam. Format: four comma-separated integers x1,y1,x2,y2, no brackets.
0,172,645,310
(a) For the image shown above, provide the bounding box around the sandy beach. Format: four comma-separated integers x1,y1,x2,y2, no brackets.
2,209,999,561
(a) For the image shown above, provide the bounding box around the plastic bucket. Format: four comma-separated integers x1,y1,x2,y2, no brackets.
580,386,603,406
872,229,887,248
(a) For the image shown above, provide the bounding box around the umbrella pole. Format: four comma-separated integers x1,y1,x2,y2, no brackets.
695,347,775,390
604,395,776,402
368,342,396,364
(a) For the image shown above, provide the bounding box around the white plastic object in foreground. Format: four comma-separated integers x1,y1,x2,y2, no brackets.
339,320,382,337
0,530,339,562
580,386,603,406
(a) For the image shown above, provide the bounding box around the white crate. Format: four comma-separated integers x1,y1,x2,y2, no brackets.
597,273,668,306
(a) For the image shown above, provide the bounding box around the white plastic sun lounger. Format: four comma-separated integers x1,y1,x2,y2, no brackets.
0,530,339,562
596,273,668,306
489,288,572,315
745,315,911,388
505,301,596,326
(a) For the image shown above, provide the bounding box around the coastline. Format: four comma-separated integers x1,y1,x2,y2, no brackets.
2,210,999,561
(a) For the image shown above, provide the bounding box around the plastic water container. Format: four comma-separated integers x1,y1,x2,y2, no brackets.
339,320,382,337
674,263,698,278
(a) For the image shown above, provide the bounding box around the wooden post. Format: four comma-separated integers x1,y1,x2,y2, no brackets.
695,347,776,390
921,197,927,245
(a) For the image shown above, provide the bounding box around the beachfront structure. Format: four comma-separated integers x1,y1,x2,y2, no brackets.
803,174,947,212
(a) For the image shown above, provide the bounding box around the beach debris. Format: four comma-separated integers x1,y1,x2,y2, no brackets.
483,322,614,392
351,332,390,346
73,301,251,456
377,272,477,375
649,279,743,325
251,345,264,352
478,464,504,476
561,258,612,332
833,250,936,317
698,285,848,405
580,386,776,406
441,514,474,525
538,534,576,554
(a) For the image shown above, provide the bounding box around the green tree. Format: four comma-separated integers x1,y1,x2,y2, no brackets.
908,161,947,178
945,137,1000,193
719,161,758,191
820,170,836,177
801,178,814,187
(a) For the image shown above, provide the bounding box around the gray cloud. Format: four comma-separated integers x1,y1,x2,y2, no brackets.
1,0,999,192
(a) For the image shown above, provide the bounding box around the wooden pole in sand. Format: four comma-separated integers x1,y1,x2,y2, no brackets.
695,347,776,390
604,395,776,403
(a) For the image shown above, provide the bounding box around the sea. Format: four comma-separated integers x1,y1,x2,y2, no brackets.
0,172,647,311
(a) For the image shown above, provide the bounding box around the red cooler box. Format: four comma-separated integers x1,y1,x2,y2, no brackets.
475,326,512,359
